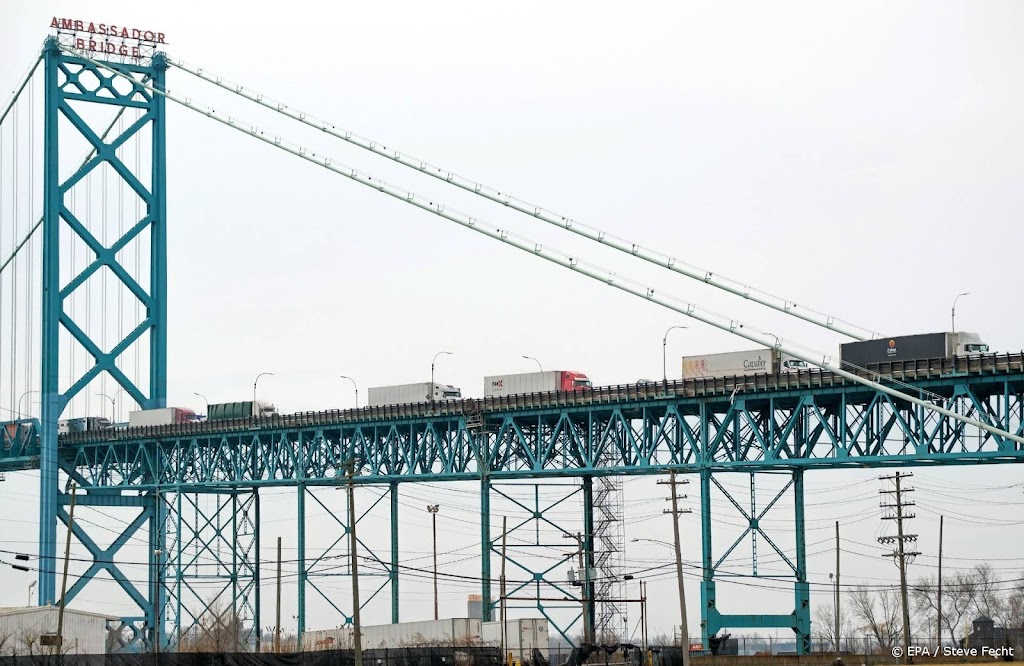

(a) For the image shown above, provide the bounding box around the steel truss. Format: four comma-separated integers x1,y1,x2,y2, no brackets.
483,481,597,645
2,369,1009,651
36,35,168,650
296,483,397,648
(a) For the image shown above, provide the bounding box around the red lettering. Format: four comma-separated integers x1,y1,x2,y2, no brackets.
88,39,97,51
119,44,128,56
131,46,140,58
119,27,129,38
74,20,84,31
75,38,84,49
131,29,141,39
143,30,155,41
98,23,107,35
157,32,166,44
60,18,74,29
87,22,96,33
50,17,59,28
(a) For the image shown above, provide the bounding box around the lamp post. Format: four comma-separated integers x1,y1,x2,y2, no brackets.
28,579,36,606
522,355,543,372
430,351,453,403
663,326,688,383
427,504,440,620
193,392,209,417
339,375,359,408
16,390,38,420
254,372,275,405
951,292,970,337
97,392,117,423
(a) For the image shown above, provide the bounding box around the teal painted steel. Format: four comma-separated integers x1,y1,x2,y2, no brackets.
36,37,169,624
480,476,492,622
391,482,400,624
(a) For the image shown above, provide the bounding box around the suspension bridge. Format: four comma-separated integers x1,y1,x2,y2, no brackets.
0,29,1022,654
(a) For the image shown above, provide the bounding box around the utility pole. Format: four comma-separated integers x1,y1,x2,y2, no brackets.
275,537,282,652
566,532,592,644
879,472,919,665
348,461,363,666
937,515,944,647
659,471,691,666
427,504,440,620
56,482,78,652
835,521,840,656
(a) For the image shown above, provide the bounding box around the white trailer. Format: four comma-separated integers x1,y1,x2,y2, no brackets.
483,371,591,397
681,349,808,379
367,382,462,406
128,407,197,427
482,619,550,664
360,618,482,647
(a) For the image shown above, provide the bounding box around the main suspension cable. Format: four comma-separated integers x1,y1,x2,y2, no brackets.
65,46,1024,447
170,58,880,342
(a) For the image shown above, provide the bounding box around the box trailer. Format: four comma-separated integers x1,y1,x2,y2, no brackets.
367,382,462,407
128,407,197,428
840,331,989,368
359,618,482,647
483,371,591,398
57,417,111,435
681,349,808,379
207,401,278,420
482,619,549,664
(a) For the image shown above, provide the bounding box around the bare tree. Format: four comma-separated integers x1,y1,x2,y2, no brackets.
178,601,246,652
849,585,901,652
1006,576,1024,629
970,563,1007,624
814,600,853,653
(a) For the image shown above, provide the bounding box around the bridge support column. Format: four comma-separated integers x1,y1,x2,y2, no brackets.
480,474,492,622
582,476,596,644
297,483,306,649
698,468,810,654
391,481,400,624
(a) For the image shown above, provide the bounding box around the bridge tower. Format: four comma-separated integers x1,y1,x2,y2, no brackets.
39,35,170,645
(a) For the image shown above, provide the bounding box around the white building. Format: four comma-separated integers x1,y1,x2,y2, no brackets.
0,607,113,655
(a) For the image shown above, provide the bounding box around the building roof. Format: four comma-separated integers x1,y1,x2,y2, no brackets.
974,616,994,623
0,606,117,621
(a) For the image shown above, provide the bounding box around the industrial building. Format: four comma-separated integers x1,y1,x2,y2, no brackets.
0,606,113,655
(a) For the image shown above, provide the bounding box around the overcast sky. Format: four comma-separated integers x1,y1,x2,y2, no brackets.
1,0,1023,647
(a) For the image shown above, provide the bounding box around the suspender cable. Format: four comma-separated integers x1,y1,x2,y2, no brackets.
170,58,879,343
67,46,1024,447
0,107,129,278
0,55,41,128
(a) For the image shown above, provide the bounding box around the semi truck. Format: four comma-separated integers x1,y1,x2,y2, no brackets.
483,370,592,397
367,382,462,407
840,331,989,368
57,416,111,435
482,619,550,664
681,349,809,379
128,407,197,428
207,400,278,420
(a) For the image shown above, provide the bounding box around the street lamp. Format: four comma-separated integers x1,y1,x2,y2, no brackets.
522,356,543,372
254,372,275,405
97,392,117,423
430,351,453,402
951,292,970,337
193,392,209,416
663,326,688,383
16,390,38,420
339,375,359,408
427,504,440,620
28,579,36,606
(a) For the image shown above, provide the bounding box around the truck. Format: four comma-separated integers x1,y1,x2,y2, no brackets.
681,349,809,379
840,331,989,368
128,407,197,428
483,371,592,397
57,417,111,435
207,400,278,421
367,382,462,407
